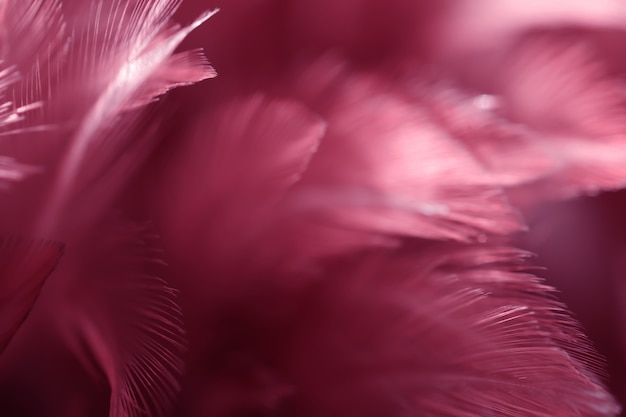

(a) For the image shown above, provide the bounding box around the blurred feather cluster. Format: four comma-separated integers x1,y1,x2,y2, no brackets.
2,0,626,416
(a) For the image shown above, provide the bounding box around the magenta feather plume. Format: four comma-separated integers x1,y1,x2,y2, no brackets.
1,0,626,416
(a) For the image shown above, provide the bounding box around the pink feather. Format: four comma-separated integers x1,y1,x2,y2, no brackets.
153,93,326,271
177,244,618,416
57,220,187,417
0,0,215,236
286,62,524,245
0,1,624,416
35,0,217,234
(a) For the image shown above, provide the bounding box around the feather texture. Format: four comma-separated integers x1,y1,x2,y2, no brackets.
500,35,626,198
0,1,623,416
287,63,524,246
427,34,626,202
0,0,66,186
424,87,560,187
175,244,618,416
277,245,619,416
155,93,326,270
59,221,186,417
0,0,215,233
33,0,217,234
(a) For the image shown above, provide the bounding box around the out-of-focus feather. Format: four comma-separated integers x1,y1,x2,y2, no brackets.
0,156,40,188
495,36,626,199
502,36,626,137
0,0,67,71
272,245,619,417
154,62,524,269
439,0,626,57
0,0,66,188
0,238,62,354
60,221,186,417
416,33,626,203
288,64,523,246
155,93,326,269
424,87,559,187
0,67,29,131
0,0,67,129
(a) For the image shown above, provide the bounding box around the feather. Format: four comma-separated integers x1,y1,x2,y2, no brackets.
423,86,560,187
0,0,67,70
0,0,67,131
287,64,524,247
0,0,66,188
58,220,186,417
0,238,63,354
34,0,217,234
438,0,626,57
496,35,626,200
154,93,326,270
501,35,626,137
0,0,214,236
132,49,216,108
0,156,40,188
273,245,619,416
417,33,626,202
177,244,618,416
153,62,524,270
